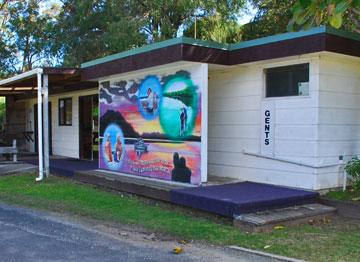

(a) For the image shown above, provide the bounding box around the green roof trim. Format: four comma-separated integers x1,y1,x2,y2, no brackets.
229,26,327,50
325,26,360,41
81,26,359,69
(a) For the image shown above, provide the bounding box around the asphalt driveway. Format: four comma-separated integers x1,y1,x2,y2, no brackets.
0,203,259,262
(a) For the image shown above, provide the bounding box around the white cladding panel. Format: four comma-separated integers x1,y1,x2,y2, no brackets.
24,88,98,158
208,55,320,189
208,53,359,190
316,54,360,188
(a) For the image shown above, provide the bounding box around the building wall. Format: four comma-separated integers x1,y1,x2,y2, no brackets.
208,54,321,189
315,53,360,189
97,62,208,184
24,88,98,158
208,52,360,190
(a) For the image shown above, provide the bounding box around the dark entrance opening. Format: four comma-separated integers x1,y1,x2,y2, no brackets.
79,95,98,160
34,102,52,155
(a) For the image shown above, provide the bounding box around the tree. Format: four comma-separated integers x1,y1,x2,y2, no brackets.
136,0,246,42
7,0,60,72
56,0,246,66
0,0,61,74
183,14,243,43
289,0,360,33
0,0,17,77
56,0,147,67
242,0,297,41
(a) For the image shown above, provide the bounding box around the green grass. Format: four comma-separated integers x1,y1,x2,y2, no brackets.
325,189,360,201
1,174,360,261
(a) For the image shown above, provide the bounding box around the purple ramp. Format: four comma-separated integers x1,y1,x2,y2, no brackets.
170,182,319,217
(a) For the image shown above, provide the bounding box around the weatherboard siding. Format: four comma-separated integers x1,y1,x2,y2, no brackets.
208,55,321,189
314,53,360,189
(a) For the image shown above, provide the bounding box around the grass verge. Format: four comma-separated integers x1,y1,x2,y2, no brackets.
1,173,360,261
325,189,360,202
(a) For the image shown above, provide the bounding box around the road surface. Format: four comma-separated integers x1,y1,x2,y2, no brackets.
0,203,264,262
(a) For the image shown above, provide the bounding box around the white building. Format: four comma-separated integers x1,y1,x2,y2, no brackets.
1,26,359,190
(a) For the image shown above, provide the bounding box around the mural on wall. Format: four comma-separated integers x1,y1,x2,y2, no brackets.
99,69,202,185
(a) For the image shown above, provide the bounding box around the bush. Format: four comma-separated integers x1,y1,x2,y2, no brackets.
345,157,360,192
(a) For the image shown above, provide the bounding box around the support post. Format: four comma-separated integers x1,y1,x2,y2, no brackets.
43,74,50,177
36,72,44,182
12,139,17,162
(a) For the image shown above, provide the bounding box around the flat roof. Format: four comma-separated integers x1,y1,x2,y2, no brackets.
81,26,360,69
0,67,97,96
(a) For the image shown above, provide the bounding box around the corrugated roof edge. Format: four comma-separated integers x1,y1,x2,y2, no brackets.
81,26,359,69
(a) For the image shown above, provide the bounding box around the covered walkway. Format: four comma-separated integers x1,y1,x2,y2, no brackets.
0,68,98,181
21,155,98,177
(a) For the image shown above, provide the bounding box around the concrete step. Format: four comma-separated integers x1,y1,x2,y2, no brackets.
74,169,190,201
233,203,337,232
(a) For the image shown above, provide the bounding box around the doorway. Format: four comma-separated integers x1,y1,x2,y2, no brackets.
79,95,98,160
34,102,52,155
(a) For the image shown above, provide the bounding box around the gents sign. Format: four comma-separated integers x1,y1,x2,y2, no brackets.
264,110,271,145
261,101,274,155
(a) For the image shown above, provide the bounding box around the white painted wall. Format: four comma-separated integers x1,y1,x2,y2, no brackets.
208,54,322,189
24,88,98,158
315,53,360,189
208,52,360,190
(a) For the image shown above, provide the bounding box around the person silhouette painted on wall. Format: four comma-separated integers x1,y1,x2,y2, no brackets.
171,152,191,183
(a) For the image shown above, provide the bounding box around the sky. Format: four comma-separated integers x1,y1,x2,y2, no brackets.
239,5,257,25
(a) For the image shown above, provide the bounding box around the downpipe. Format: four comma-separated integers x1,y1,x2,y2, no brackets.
36,70,44,182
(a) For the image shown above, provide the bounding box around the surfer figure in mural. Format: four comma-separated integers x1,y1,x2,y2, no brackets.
183,107,188,134
180,108,185,136
105,134,113,162
146,88,154,113
139,87,159,115
115,134,123,162
180,107,188,136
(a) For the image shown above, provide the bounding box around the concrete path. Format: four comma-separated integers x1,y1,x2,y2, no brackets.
0,203,267,262
0,162,37,176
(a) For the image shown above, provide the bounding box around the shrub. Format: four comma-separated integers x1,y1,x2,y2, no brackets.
345,157,360,192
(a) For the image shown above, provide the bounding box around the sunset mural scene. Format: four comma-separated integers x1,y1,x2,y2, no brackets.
99,70,202,185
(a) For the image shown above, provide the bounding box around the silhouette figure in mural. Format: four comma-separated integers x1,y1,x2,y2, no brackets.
171,152,192,183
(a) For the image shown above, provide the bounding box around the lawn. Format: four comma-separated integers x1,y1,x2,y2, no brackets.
1,173,360,262
326,189,360,202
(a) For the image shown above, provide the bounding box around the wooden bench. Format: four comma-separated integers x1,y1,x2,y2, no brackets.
0,140,18,162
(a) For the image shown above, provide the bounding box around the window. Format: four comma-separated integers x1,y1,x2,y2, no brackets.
59,98,72,126
266,63,309,98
